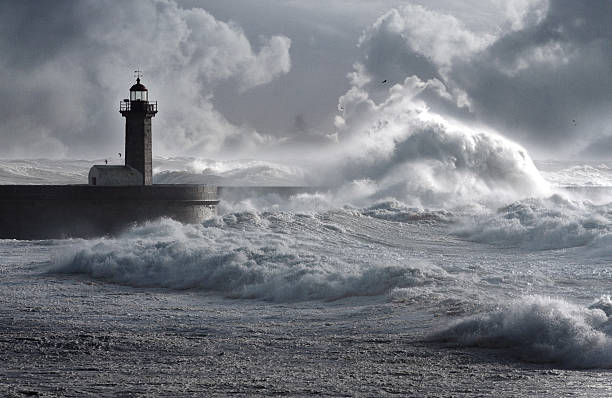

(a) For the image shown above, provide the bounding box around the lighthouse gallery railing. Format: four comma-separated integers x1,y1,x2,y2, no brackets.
119,101,158,112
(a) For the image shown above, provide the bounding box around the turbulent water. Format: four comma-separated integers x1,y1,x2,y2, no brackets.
3,157,612,396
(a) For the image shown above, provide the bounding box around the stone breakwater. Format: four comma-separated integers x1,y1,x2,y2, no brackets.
0,185,218,239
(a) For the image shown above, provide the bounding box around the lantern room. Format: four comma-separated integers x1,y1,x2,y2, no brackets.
130,78,148,101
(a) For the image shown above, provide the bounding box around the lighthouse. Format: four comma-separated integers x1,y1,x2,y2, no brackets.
0,71,217,239
120,73,157,185
88,72,158,186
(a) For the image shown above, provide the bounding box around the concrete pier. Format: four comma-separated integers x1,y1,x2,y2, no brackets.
0,185,218,239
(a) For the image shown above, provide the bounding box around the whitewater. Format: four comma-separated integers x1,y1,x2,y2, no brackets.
2,154,612,397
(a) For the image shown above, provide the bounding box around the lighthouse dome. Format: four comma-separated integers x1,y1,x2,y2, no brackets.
130,78,148,92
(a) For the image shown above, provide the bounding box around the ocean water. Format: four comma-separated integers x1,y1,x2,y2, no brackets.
2,157,612,396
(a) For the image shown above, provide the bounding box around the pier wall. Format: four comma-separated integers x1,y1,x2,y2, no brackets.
0,185,218,239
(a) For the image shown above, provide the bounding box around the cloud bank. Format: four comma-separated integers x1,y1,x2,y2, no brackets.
0,0,291,158
1,0,610,162
349,0,612,158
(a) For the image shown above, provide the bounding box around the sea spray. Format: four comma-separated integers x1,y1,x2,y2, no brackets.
455,194,612,250
50,215,449,302
307,75,552,209
152,78,552,211
434,295,612,368
153,158,308,186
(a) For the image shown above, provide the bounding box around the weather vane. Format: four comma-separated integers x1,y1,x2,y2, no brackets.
134,69,143,81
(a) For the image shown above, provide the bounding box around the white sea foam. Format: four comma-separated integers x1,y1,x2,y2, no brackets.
217,188,335,214
456,194,612,250
538,161,612,188
153,157,308,186
589,296,612,317
361,200,451,223
325,76,552,209
0,159,90,185
158,78,559,212
435,295,612,368
50,215,448,302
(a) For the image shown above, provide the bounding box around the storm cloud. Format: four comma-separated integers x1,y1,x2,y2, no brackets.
352,0,612,158
0,0,290,158
0,0,610,160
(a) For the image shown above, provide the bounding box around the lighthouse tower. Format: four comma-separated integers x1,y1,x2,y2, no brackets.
88,72,158,186
120,73,158,185
5,71,218,239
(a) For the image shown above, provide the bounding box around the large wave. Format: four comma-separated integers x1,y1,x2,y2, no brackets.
536,160,612,188
154,77,557,212
314,76,552,209
456,194,612,250
434,295,612,368
50,214,449,302
196,77,555,213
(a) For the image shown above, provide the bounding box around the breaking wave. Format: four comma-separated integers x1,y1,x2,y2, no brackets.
456,194,612,250
50,214,448,302
153,157,308,186
157,78,559,212
325,76,552,209
538,161,612,188
361,200,451,223
434,295,612,368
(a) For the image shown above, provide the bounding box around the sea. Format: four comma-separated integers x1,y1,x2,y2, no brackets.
2,156,612,397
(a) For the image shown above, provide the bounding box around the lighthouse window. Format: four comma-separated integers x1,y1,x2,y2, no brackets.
130,91,148,101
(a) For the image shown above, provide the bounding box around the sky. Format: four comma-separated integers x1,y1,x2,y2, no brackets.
0,0,610,160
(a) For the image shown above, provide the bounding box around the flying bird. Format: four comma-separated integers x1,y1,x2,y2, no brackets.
382,79,387,84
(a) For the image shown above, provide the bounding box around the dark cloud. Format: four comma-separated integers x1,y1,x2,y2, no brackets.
453,0,612,156
0,0,511,159
1,0,609,161
352,0,612,158
0,0,291,158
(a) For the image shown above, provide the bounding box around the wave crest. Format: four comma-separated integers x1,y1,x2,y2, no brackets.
434,295,612,368
456,194,612,250
51,216,446,302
